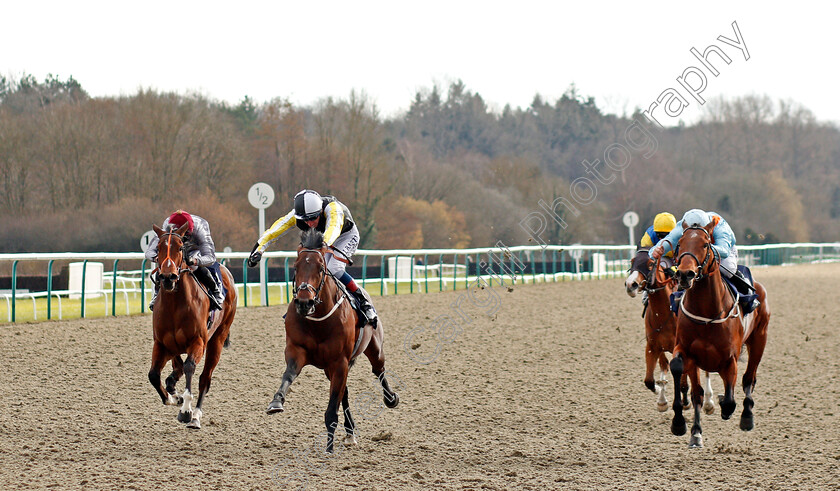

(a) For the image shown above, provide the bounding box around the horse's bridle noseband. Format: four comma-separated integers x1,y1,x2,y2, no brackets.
154,231,191,285
676,227,716,282
293,249,328,305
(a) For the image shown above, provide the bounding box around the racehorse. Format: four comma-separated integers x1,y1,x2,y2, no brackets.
147,223,237,429
626,249,715,414
266,229,399,453
668,222,770,448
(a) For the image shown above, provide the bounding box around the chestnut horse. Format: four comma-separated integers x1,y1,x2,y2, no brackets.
626,249,715,414
669,223,770,448
148,223,237,429
266,229,399,453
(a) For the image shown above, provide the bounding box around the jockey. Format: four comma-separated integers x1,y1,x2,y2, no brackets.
641,212,677,256
246,189,378,326
638,212,677,307
145,210,225,311
650,209,738,278
651,208,759,312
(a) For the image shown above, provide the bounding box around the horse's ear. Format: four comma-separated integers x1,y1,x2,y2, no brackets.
175,223,189,236
153,224,164,237
704,221,715,235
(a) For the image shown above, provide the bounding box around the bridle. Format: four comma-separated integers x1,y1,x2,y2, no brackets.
675,226,740,324
293,249,328,306
153,231,191,286
676,227,715,282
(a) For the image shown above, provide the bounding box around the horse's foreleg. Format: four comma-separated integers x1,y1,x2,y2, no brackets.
267,354,305,414
702,371,716,415
719,359,738,421
669,352,686,436
341,388,357,446
686,360,704,449
149,343,178,405
680,371,691,410
165,356,184,403
177,356,196,423
644,346,658,393
324,363,349,454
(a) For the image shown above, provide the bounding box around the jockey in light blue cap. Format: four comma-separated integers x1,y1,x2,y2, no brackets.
650,209,738,278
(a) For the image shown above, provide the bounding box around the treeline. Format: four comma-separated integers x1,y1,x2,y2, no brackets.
1,74,838,253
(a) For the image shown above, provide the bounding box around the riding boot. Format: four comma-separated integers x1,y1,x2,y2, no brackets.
194,266,223,311
352,289,378,328
208,267,225,310
149,285,159,311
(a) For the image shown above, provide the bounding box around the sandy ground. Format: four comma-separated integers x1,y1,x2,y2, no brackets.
1,263,839,490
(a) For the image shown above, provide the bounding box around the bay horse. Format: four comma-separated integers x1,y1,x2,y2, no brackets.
626,249,715,414
266,229,399,453
148,223,237,429
669,222,770,448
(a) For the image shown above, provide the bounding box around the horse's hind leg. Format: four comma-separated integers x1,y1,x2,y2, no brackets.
342,388,357,446
324,363,349,454
165,356,184,404
686,361,705,449
149,343,178,405
740,320,768,431
188,334,226,430
364,328,399,408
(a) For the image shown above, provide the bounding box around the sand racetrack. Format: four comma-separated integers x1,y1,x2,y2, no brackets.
1,263,839,490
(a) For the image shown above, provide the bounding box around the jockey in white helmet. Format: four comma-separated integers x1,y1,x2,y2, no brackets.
246,189,377,326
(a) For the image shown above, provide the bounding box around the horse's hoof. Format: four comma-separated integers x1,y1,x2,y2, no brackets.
688,433,704,449
384,392,400,409
657,402,669,412
740,414,754,431
671,419,686,436
344,434,358,446
177,411,192,423
266,400,285,414
645,380,656,393
682,401,692,411
186,419,201,430
703,403,715,415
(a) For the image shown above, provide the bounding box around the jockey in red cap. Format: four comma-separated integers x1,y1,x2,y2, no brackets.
145,210,225,311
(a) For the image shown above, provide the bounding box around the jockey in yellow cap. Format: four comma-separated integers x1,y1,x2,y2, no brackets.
640,212,677,255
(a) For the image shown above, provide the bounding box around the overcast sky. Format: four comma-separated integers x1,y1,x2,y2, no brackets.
3,1,836,124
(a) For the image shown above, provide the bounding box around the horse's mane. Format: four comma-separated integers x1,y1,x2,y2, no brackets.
301,229,325,249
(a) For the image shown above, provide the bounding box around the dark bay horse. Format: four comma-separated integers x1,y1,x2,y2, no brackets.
266,229,399,453
626,249,715,414
148,223,237,429
669,222,770,448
